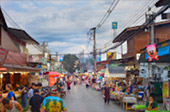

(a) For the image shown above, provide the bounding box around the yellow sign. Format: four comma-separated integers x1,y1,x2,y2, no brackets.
107,52,116,60
163,81,169,98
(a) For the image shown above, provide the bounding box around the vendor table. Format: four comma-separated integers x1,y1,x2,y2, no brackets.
145,110,169,112
123,97,137,112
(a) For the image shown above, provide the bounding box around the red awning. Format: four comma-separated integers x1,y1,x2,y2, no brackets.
45,71,61,77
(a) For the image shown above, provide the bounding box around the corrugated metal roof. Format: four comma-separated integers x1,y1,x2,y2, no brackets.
113,20,170,43
7,28,39,45
0,8,7,28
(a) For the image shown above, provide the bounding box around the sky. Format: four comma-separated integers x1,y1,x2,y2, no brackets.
0,0,161,60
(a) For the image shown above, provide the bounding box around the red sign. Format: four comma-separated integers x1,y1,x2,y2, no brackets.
0,48,8,65
146,44,159,61
0,67,7,71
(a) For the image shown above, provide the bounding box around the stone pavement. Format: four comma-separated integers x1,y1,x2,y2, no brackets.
63,84,125,112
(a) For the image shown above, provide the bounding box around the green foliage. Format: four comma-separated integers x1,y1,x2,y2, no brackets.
62,54,79,73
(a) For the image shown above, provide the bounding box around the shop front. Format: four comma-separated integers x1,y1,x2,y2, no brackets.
139,39,170,110
0,50,40,89
0,64,40,88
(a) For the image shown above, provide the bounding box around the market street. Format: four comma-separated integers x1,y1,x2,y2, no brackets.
63,84,124,112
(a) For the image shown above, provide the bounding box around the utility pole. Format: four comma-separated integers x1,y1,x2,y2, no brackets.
91,27,97,75
146,11,155,78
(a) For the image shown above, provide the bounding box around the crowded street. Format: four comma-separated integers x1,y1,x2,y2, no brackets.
64,84,123,112
0,0,170,112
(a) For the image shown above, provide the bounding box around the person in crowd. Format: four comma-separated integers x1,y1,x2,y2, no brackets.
2,79,6,92
147,82,155,96
55,78,63,98
92,76,96,88
14,83,27,109
146,94,158,111
28,83,36,99
121,81,126,92
29,89,43,112
6,84,15,100
1,98,23,112
73,76,77,85
37,82,43,95
0,89,4,111
66,79,71,93
40,88,67,112
86,78,89,88
103,82,111,104
129,82,133,94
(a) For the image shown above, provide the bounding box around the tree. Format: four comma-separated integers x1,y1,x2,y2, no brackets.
62,54,79,73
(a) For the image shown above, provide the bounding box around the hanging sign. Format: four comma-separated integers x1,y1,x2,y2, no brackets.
112,22,118,29
146,44,159,61
107,52,116,60
163,81,169,98
139,63,148,78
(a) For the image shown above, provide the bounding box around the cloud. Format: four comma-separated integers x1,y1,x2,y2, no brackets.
1,0,160,60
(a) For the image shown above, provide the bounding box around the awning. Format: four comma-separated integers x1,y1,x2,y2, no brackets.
44,71,61,76
0,64,40,72
109,73,126,78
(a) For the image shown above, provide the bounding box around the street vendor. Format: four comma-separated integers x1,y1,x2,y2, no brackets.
54,78,63,98
146,94,158,111
103,82,111,104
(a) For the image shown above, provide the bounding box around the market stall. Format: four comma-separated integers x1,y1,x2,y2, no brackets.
45,71,61,86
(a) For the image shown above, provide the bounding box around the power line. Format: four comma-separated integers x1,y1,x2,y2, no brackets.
100,0,158,51
96,0,120,30
87,0,120,55
102,2,170,54
1,8,21,29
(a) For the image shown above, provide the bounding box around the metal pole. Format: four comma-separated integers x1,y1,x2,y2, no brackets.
82,50,84,73
91,27,97,75
93,28,97,75
149,13,155,78
150,15,155,44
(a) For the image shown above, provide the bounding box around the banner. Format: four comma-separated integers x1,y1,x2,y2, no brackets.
0,48,8,65
146,44,159,61
107,52,116,60
163,81,169,98
139,63,148,78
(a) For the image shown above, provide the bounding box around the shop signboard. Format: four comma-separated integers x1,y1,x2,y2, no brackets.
139,63,148,78
163,81,169,98
146,44,159,61
107,52,116,60
112,22,118,29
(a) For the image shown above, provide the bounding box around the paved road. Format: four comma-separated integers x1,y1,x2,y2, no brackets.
63,84,125,112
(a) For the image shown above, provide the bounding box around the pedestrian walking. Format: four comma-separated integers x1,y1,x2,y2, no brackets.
28,83,36,99
2,98,23,112
40,88,67,112
103,83,111,104
66,80,71,93
86,79,89,88
15,83,28,109
29,89,43,112
6,84,15,100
